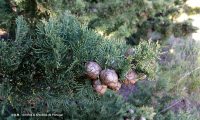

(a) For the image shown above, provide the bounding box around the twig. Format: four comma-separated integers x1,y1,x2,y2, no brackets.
159,99,183,113
177,66,200,84
160,67,200,113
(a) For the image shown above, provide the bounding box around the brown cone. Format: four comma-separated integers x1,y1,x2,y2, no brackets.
100,69,118,85
85,61,102,80
124,70,137,85
108,82,121,91
93,79,107,95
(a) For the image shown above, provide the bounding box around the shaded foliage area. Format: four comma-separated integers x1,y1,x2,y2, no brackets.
0,0,197,41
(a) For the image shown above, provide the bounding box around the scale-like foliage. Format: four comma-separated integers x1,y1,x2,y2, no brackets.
0,12,142,119
0,13,160,120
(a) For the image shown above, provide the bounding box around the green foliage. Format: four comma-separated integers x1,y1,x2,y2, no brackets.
64,91,134,120
128,81,155,106
155,109,200,120
0,13,141,119
158,37,200,95
137,106,156,120
154,37,200,119
131,40,160,79
0,0,15,29
63,0,195,40
0,16,31,73
3,0,195,40
0,11,167,119
1,1,199,119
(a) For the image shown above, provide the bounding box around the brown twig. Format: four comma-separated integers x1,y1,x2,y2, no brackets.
160,99,183,113
177,66,200,84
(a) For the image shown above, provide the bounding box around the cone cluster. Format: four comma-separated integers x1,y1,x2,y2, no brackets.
85,61,138,95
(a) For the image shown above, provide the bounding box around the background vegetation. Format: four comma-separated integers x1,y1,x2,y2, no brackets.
0,0,199,119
